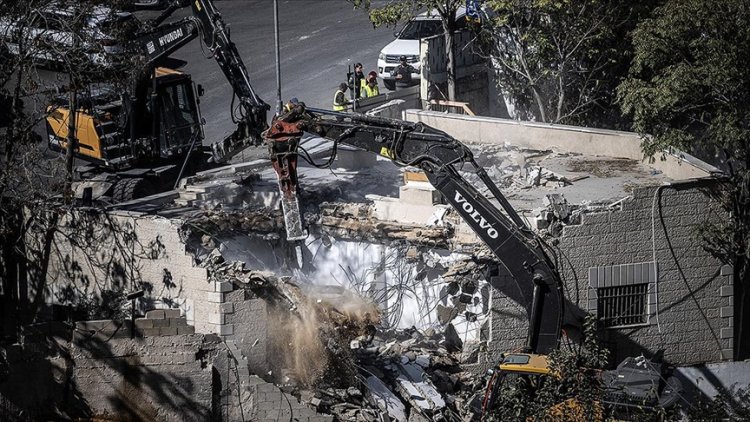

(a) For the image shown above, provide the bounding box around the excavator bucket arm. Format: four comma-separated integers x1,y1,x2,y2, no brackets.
264,105,565,354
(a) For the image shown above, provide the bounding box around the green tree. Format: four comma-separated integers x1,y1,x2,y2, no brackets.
618,0,750,359
487,317,608,421
352,0,463,101
479,0,655,126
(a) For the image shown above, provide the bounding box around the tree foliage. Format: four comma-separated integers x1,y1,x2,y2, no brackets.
487,317,607,421
478,0,655,126
618,0,750,161
0,0,136,339
617,0,750,359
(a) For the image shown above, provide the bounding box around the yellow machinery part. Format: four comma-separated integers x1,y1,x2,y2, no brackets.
494,353,603,422
46,106,104,160
498,353,553,376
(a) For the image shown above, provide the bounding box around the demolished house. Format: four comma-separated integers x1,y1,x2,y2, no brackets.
2,109,740,420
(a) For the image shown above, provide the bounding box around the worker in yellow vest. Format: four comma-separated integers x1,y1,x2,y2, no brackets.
282,97,300,114
333,83,350,111
361,71,380,98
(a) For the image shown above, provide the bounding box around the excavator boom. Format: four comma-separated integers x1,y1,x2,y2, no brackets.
265,106,565,354
131,0,269,161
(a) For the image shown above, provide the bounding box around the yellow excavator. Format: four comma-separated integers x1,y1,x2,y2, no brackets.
46,0,269,202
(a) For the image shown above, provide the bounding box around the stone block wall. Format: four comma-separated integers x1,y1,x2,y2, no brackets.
72,333,214,421
480,181,731,366
25,209,233,336
135,309,196,336
484,277,528,358
2,322,333,421
210,353,333,422
555,182,732,364
223,290,269,377
208,334,334,422
249,381,332,422
0,330,215,421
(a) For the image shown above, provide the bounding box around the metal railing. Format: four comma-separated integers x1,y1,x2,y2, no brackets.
427,100,475,116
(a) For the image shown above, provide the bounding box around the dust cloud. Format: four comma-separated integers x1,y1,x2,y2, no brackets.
267,284,379,387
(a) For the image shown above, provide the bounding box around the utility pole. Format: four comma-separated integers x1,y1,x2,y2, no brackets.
65,85,77,180
273,0,282,115
348,63,356,112
65,32,79,202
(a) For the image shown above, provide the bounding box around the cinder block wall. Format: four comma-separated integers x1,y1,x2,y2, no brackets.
481,182,732,366
556,182,732,364
223,291,269,377
485,284,528,355
72,333,214,421
0,332,214,421
25,209,231,335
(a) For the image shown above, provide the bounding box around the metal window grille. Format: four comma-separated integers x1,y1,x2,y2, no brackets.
597,283,648,328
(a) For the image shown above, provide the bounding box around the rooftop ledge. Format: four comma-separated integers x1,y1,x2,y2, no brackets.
403,109,721,181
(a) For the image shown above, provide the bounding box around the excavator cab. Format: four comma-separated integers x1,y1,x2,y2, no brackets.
42,0,264,202
46,67,202,169
150,67,202,160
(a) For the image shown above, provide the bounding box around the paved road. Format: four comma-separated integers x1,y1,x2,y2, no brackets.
169,0,396,144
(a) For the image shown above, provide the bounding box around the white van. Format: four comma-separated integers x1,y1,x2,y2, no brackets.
377,8,467,91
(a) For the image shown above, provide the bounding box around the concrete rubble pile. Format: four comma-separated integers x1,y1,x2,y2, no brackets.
200,252,488,421
343,327,487,422
533,193,630,236
185,201,454,250
460,144,581,195
534,193,582,236
163,142,582,420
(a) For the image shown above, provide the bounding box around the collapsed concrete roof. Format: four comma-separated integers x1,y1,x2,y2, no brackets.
22,111,732,420
113,110,719,242
96,111,720,348
115,110,718,221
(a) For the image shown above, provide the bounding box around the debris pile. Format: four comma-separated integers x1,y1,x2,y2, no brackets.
279,323,488,422
332,327,484,421
460,144,585,197
198,250,489,421
523,166,574,188
533,193,633,236
534,193,582,236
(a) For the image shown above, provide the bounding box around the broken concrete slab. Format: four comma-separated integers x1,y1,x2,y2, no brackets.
395,363,446,413
399,181,443,206
366,375,407,421
415,355,430,368
368,194,438,225
443,323,463,352
544,193,571,220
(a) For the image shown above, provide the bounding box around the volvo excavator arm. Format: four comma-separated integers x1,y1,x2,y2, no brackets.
131,0,269,162
264,105,565,354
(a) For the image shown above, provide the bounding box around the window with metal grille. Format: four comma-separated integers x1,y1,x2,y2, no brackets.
597,283,648,328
